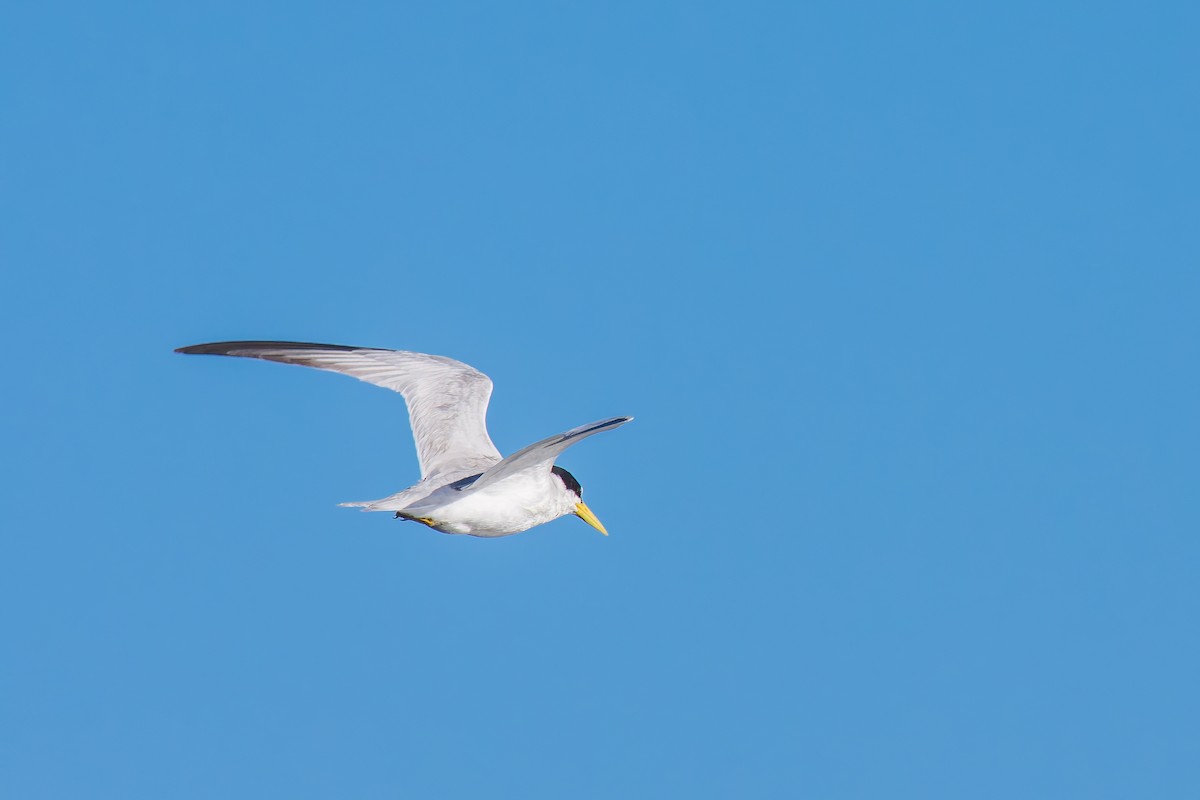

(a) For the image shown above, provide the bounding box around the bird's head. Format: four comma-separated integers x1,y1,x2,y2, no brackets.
551,465,608,535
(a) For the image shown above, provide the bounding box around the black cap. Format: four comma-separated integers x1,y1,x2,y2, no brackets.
551,466,582,498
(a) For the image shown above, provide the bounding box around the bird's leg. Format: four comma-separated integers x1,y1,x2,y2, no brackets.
394,511,438,527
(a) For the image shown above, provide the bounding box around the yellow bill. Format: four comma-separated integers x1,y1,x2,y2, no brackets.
574,501,608,536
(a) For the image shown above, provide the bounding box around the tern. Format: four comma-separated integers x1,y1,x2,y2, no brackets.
175,341,632,537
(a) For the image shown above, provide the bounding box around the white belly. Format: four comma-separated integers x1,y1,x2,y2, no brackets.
399,477,574,537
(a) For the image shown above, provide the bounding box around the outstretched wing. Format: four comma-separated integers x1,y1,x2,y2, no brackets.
467,416,633,491
175,341,502,480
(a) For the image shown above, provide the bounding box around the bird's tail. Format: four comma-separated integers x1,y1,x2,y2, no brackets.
338,485,431,512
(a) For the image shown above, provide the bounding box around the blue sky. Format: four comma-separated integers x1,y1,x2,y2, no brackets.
2,1,1198,797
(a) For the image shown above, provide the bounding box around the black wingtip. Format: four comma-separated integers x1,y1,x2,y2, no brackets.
175,342,256,356
175,340,371,356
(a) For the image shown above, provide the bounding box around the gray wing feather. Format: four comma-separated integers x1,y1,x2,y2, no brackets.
468,416,633,490
176,341,502,479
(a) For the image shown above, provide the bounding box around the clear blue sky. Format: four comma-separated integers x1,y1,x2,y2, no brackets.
2,2,1197,797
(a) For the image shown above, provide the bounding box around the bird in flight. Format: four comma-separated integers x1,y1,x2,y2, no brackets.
175,341,632,538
